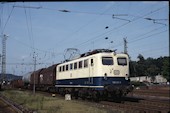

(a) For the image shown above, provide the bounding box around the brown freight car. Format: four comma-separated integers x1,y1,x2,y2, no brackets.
39,64,59,92
10,79,24,88
30,68,44,90
30,64,59,92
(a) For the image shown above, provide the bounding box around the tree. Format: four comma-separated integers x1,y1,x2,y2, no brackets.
147,65,159,77
130,55,169,80
137,54,145,62
162,57,170,81
129,61,137,77
136,54,146,76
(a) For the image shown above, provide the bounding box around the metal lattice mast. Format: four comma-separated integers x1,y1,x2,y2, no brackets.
123,37,128,54
33,51,37,94
1,34,7,82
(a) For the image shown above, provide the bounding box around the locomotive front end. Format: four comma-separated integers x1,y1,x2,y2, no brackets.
99,52,133,97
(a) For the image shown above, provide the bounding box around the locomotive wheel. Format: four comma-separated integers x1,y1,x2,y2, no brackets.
79,89,88,100
73,90,79,99
59,88,65,96
92,91,99,102
75,91,79,99
103,90,108,101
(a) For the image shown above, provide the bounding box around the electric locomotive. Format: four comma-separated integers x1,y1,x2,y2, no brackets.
55,49,132,100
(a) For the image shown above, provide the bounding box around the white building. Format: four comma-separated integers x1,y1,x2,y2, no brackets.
130,75,167,83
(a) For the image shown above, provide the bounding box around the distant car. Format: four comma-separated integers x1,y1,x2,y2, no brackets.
131,81,149,89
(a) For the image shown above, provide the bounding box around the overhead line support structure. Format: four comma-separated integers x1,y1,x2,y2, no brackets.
33,51,37,95
124,37,128,54
1,34,8,84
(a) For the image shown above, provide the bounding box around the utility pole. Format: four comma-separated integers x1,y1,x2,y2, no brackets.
0,54,1,83
1,34,8,84
33,51,37,94
123,37,128,54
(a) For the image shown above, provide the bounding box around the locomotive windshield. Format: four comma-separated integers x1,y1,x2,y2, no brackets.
117,57,127,65
102,57,113,65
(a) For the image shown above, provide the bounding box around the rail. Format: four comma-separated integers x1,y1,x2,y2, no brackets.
0,94,34,113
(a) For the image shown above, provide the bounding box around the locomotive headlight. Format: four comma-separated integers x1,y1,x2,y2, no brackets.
125,77,129,80
114,70,120,75
104,73,107,80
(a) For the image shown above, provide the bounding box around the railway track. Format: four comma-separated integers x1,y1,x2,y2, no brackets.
131,87,170,97
0,98,16,113
0,94,34,113
19,89,170,113
1,88,169,113
100,101,169,113
100,97,170,113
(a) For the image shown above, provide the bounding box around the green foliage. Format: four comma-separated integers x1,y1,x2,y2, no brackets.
0,90,117,113
130,55,169,81
147,65,159,77
162,57,170,81
134,54,145,76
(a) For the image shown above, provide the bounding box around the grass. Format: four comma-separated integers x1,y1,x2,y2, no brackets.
0,89,121,113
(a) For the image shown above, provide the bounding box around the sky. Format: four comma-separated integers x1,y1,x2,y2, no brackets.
0,1,169,75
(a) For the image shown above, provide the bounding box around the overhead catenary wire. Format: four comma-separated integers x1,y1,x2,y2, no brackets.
74,21,130,48
28,5,35,50
7,4,110,58
13,3,130,49
118,32,167,54
73,6,167,49
60,2,166,50
13,5,42,9
2,2,169,73
23,2,35,52
13,4,128,16
41,7,128,16
129,29,167,44
11,3,167,54
1,3,15,34
131,46,168,57
5,62,51,65
53,3,124,47
6,35,56,54
3,3,167,51
144,17,168,26
0,5,4,33
113,26,167,48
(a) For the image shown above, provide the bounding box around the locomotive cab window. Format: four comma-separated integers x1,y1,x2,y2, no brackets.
117,57,127,66
70,63,73,70
91,59,94,66
63,65,65,71
79,61,82,69
59,66,62,72
74,62,77,69
66,65,69,71
102,57,113,65
84,59,88,68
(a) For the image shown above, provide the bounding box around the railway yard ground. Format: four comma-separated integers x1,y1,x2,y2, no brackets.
0,85,170,113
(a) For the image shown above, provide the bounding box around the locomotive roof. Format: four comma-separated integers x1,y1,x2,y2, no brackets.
62,49,115,63
80,49,114,57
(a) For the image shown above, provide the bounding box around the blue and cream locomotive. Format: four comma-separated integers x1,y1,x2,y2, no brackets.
55,49,132,100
